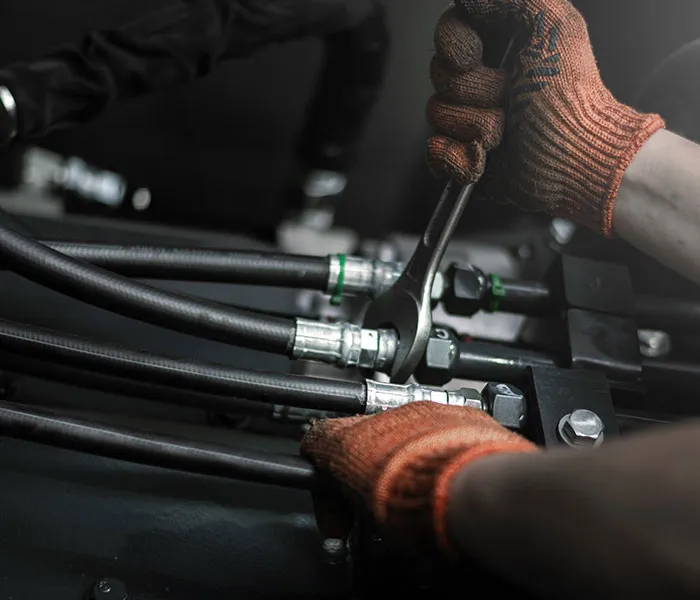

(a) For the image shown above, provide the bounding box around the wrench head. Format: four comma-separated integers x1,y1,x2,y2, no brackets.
363,286,433,383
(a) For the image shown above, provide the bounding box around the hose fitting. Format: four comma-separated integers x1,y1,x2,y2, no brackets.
292,318,397,372
364,380,485,414
326,255,444,301
326,255,403,300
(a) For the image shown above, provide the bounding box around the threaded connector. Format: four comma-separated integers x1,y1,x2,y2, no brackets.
364,380,484,414
292,318,397,371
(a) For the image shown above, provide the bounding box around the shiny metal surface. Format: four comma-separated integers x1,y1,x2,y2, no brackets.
364,379,485,415
292,318,397,371
363,182,476,383
558,409,605,448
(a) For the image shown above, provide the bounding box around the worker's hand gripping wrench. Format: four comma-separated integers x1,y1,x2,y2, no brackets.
363,39,515,383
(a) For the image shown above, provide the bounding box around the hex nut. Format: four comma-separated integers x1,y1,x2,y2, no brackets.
443,263,488,317
558,409,604,447
483,383,527,431
414,327,458,386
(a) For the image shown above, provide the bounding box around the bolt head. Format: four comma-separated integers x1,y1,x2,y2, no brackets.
483,383,527,431
559,409,604,447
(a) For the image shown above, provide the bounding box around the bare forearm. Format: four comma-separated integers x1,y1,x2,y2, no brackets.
446,424,700,599
614,129,700,286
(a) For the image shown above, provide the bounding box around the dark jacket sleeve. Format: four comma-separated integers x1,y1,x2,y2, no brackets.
0,0,386,151
446,422,700,600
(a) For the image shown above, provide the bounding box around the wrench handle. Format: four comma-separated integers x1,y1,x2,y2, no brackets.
400,181,476,295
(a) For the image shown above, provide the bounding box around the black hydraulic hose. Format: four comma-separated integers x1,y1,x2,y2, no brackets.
0,222,296,354
0,319,366,414
41,242,330,288
0,353,274,418
0,403,316,489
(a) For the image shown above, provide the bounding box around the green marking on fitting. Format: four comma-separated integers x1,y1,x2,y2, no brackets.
330,254,346,306
488,273,505,312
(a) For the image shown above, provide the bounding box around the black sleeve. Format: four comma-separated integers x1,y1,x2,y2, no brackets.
0,0,384,141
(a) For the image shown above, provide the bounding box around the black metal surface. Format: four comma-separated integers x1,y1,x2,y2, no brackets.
548,255,635,316
566,309,643,386
525,367,619,448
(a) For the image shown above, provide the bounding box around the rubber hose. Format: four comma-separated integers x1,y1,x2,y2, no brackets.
0,403,316,489
0,222,295,353
0,319,366,414
43,242,330,288
0,352,274,417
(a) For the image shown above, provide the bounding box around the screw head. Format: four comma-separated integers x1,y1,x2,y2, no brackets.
558,409,604,448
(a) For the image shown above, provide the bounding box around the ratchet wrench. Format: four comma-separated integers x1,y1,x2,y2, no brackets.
363,181,475,383
363,39,516,383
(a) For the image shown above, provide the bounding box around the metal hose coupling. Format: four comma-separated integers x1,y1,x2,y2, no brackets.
364,380,485,414
326,254,445,303
292,318,398,371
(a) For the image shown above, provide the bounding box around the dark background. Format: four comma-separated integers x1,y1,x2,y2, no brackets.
1,0,699,238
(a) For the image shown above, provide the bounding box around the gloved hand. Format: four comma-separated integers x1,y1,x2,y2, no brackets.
427,0,665,235
300,401,537,555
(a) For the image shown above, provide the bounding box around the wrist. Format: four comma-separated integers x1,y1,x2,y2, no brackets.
557,98,663,236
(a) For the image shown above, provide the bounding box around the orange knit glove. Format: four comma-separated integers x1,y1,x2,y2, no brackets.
427,0,665,235
300,401,537,556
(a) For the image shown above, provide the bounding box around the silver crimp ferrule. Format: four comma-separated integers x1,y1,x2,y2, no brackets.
293,318,398,371
326,255,404,298
364,380,485,415
0,86,18,140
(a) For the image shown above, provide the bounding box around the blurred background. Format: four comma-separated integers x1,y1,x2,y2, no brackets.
0,0,698,241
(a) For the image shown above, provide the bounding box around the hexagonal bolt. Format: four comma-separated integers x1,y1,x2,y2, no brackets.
483,383,527,431
558,409,605,448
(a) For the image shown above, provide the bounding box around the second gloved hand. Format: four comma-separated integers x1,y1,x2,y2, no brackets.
301,401,537,556
427,0,664,235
